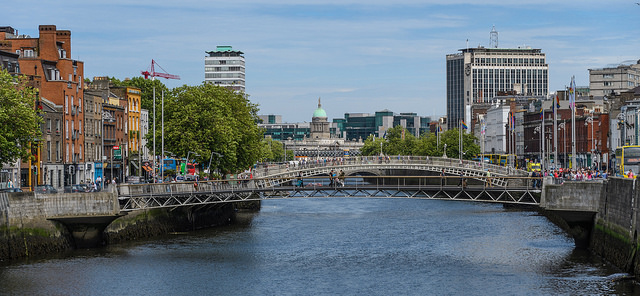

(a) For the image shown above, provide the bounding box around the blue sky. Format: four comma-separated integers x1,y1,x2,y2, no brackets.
5,1,640,122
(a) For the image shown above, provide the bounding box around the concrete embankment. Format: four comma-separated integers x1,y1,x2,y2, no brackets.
543,178,640,277
0,191,259,261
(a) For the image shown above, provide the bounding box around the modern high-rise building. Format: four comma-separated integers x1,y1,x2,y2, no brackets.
204,46,245,92
446,45,548,130
588,60,640,97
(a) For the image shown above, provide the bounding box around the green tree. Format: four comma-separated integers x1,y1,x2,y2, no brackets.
437,129,480,160
161,84,264,174
0,70,42,169
359,134,384,156
261,138,293,162
383,126,418,155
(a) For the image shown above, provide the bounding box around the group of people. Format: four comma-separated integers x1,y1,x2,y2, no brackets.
329,169,346,187
538,168,609,185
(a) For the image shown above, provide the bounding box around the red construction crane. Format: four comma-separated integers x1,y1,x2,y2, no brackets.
141,59,180,80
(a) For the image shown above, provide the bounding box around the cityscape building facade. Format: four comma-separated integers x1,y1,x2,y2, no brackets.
204,46,245,92
0,25,85,189
589,61,640,97
446,44,548,131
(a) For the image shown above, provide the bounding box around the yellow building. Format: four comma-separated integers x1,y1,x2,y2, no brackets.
125,87,142,153
111,86,141,154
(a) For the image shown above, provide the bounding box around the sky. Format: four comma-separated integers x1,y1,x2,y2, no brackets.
4,1,640,123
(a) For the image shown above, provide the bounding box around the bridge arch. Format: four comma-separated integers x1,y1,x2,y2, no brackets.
252,156,528,188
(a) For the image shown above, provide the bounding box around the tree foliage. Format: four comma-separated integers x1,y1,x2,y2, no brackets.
359,125,480,160
160,84,264,174
0,69,42,169
260,138,293,162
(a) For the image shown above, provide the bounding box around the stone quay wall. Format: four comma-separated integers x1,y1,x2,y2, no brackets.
543,178,640,276
0,191,257,261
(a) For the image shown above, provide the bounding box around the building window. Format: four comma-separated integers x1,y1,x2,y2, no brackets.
47,141,51,161
65,95,68,113
65,120,69,139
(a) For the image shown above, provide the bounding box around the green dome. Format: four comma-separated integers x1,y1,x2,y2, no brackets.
313,97,327,118
313,107,327,118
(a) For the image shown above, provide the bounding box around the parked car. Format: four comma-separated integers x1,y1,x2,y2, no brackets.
64,184,87,193
0,187,23,193
34,184,58,194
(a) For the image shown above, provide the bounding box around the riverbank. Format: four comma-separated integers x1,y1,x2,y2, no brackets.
0,190,260,261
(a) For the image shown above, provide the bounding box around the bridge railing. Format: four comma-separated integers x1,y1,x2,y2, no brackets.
117,175,542,199
117,179,255,197
252,156,527,179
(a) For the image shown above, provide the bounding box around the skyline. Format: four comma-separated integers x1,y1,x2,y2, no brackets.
4,0,640,123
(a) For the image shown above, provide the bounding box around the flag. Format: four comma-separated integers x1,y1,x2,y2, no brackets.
439,125,443,132
510,112,516,131
556,93,561,110
540,108,544,120
401,128,405,140
569,76,576,110
461,120,468,130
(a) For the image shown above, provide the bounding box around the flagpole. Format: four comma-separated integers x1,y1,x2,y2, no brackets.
570,77,577,169
459,120,462,161
541,108,545,173
553,94,558,170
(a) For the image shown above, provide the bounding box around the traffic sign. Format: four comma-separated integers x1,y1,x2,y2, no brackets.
113,145,120,150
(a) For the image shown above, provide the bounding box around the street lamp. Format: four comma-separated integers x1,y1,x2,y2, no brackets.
207,152,223,176
443,143,447,158
534,126,541,166
559,122,567,168
585,114,594,168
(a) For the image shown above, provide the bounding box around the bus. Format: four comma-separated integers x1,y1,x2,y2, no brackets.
614,146,640,177
483,154,515,167
162,158,177,173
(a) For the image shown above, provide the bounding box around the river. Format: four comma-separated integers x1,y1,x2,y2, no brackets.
1,198,639,295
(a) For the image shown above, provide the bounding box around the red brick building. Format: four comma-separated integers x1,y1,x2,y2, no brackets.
0,25,85,188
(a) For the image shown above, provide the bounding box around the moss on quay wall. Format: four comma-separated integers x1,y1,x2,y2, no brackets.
0,200,261,261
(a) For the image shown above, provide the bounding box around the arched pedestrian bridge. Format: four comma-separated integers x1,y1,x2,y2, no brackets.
252,156,529,188
116,157,538,212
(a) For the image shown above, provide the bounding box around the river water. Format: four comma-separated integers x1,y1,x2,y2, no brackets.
1,198,640,295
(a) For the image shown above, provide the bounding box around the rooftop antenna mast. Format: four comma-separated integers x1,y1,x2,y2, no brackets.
490,25,499,48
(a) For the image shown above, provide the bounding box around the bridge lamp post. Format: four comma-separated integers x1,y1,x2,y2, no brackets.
207,152,223,177
534,126,541,167
585,114,594,168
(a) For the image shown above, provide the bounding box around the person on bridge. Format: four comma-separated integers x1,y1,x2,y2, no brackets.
338,170,345,187
297,172,303,187
458,172,466,188
486,170,492,187
440,169,445,187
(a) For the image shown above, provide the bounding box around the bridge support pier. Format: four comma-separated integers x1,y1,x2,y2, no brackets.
543,210,596,248
48,215,125,248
